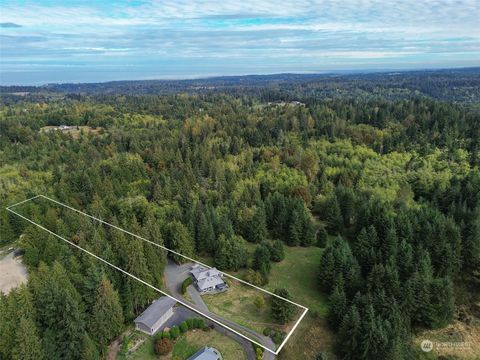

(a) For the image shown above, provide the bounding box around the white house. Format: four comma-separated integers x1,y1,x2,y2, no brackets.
190,264,228,293
134,296,176,335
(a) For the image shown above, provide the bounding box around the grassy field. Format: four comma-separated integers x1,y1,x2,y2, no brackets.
278,314,335,360
268,246,334,359
170,329,246,360
40,126,103,139
202,278,279,334
118,329,246,360
117,332,154,360
267,246,328,316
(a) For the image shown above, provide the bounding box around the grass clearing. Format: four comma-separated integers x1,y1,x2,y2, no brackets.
116,332,153,360
120,329,246,360
267,246,329,316
202,278,278,334
171,329,246,360
414,319,480,360
278,313,335,360
40,126,103,139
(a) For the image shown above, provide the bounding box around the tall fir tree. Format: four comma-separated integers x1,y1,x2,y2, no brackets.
90,277,125,349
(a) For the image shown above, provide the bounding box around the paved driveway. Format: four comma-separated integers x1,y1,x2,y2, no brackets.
187,285,208,312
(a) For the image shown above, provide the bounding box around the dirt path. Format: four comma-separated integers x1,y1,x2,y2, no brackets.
0,252,28,294
106,336,122,360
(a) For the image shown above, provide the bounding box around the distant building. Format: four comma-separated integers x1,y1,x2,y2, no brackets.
190,264,228,293
187,346,223,360
134,296,176,335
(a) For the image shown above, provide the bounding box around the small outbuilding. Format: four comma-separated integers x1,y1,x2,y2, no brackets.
134,296,177,335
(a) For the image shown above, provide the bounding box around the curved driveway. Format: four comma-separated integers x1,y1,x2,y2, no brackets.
163,260,276,360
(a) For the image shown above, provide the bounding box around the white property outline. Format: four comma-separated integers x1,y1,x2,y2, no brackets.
6,194,309,355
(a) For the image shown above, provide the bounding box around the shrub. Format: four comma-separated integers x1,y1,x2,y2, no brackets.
120,336,129,355
244,269,266,286
196,318,206,329
179,321,188,333
192,318,200,328
254,296,266,311
181,277,193,294
272,330,285,345
262,327,272,336
170,326,180,339
162,331,171,339
153,331,163,341
186,318,194,329
255,346,263,360
154,338,173,356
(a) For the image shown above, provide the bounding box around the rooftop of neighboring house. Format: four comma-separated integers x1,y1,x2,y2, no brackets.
187,346,222,360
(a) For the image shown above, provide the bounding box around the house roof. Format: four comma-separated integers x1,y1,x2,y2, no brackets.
187,346,221,360
134,296,176,328
190,265,222,281
197,275,225,291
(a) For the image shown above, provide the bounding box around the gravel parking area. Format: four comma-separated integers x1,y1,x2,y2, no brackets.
0,252,28,294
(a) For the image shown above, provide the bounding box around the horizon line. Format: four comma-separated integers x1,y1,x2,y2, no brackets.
1,65,479,88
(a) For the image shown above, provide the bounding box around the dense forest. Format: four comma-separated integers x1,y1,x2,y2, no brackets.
1,71,479,360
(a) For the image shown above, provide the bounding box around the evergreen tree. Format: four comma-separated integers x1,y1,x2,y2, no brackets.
252,243,271,277
301,213,316,246
163,221,195,262
271,288,295,324
360,305,389,359
464,204,480,271
214,234,248,271
31,262,93,360
336,304,361,359
269,240,285,262
324,194,342,233
90,277,124,349
316,227,328,248
0,209,15,245
248,204,268,243
429,277,455,328
11,317,44,360
328,281,347,330
288,210,302,246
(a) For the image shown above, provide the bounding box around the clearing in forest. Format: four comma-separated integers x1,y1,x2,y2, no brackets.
7,194,308,355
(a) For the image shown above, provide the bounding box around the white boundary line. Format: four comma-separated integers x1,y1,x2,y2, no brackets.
7,194,309,355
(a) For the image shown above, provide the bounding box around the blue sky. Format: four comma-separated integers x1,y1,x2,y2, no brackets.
0,0,479,85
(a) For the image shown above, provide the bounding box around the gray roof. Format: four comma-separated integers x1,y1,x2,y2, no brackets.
190,265,222,281
187,346,221,360
197,276,225,291
134,296,176,328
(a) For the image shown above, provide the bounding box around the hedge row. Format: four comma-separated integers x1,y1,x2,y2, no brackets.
181,277,193,294
154,317,207,341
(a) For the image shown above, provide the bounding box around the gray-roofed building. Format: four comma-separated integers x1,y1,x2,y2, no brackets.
190,264,228,293
134,296,177,335
187,346,223,360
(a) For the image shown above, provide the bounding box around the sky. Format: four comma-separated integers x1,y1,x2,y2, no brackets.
0,0,479,85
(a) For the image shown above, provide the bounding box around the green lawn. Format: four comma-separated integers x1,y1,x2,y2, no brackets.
267,246,329,316
202,278,277,334
119,329,246,360
171,329,246,360
117,332,155,360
